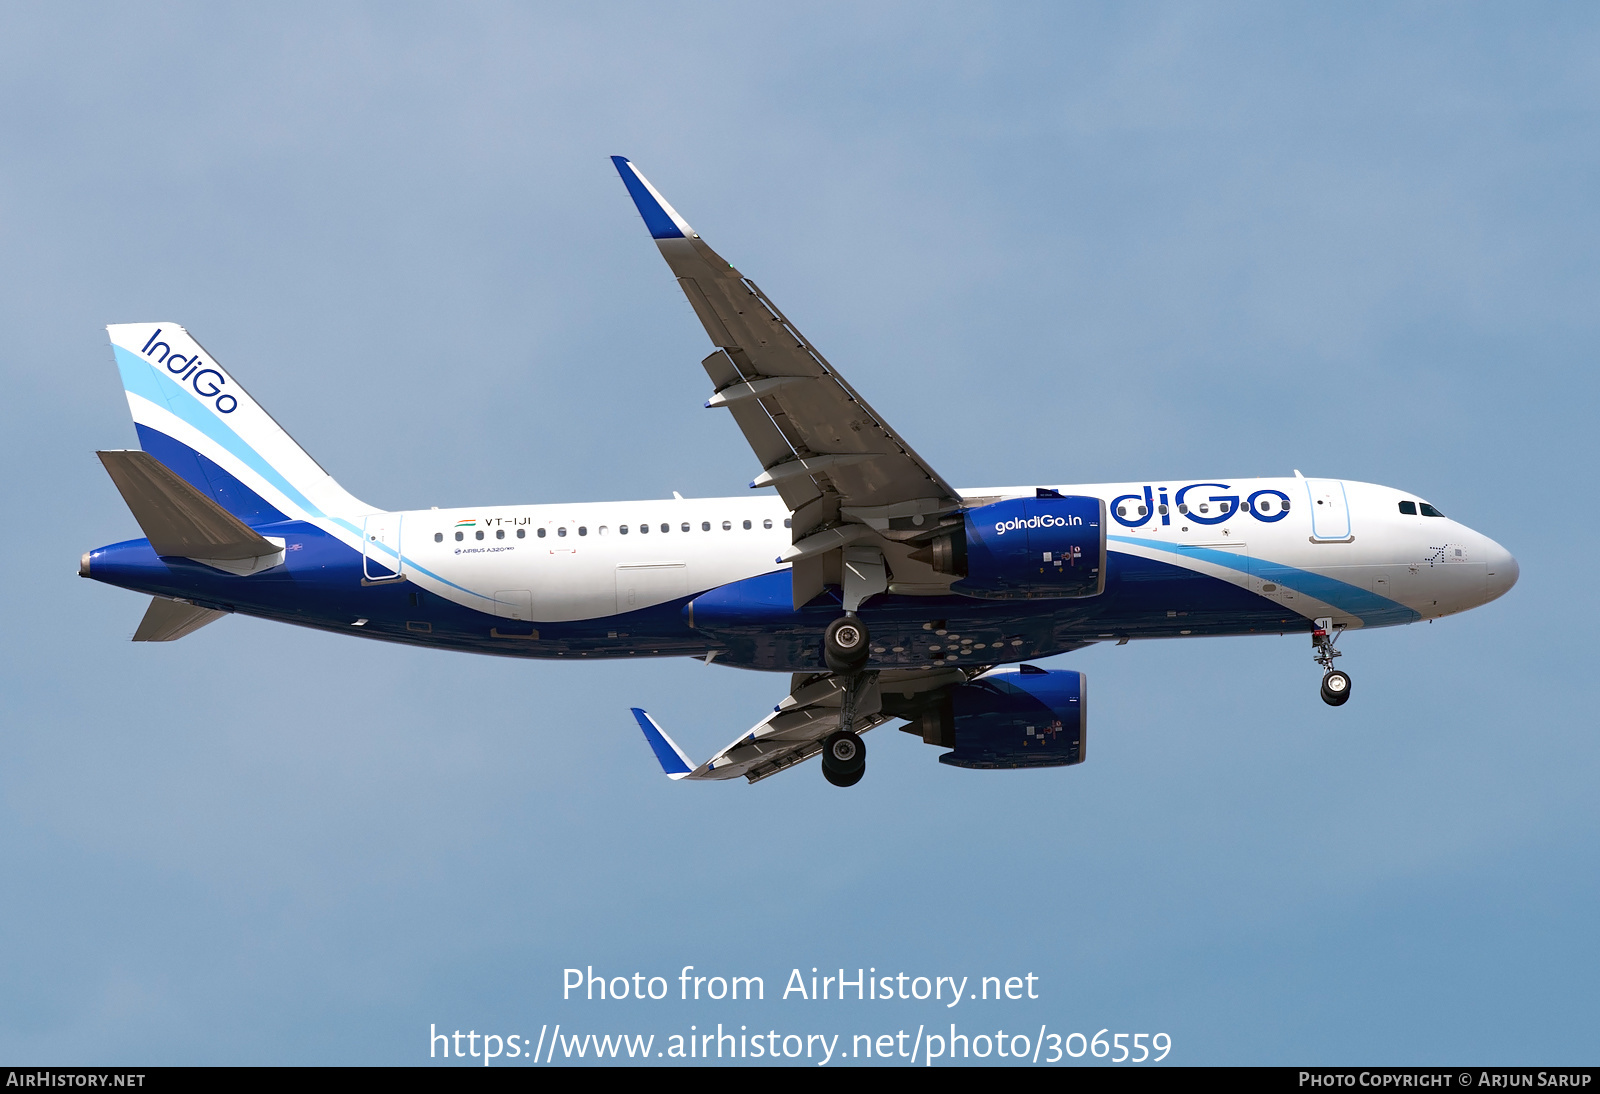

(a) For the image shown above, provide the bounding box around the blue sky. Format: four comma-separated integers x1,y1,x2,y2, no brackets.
1,3,1596,1065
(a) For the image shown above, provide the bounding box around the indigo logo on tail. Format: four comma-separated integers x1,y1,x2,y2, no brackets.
140,328,238,414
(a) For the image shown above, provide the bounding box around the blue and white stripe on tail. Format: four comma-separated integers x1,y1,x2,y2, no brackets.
107,323,369,527
629,708,698,780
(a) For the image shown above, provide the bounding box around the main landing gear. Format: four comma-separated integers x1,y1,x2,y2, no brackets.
822,614,872,787
821,729,866,787
823,615,870,674
1312,618,1351,707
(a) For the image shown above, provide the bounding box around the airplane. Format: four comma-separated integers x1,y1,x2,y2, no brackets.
79,156,1519,788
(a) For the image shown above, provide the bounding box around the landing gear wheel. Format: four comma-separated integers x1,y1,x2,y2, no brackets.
824,616,870,674
824,730,864,770
821,730,866,787
1320,670,1352,706
822,763,864,787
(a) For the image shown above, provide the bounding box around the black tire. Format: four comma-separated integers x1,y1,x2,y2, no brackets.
822,762,864,787
1320,669,1352,706
822,730,865,773
823,616,870,673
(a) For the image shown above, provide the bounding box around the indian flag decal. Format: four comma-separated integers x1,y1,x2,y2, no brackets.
455,519,476,528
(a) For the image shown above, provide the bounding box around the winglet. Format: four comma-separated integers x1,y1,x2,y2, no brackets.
630,707,696,779
611,156,696,240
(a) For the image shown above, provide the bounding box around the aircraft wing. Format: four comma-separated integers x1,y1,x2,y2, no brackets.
632,667,966,784
612,157,966,606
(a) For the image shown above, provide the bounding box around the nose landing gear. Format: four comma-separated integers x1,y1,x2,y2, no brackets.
1312,618,1351,706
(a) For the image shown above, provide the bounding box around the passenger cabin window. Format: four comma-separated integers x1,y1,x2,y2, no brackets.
702,521,711,531
434,532,443,542
517,528,525,538
579,526,587,536
496,529,504,539
763,519,772,529
475,530,484,540
558,527,567,537
640,523,649,534
681,522,690,532
743,519,752,530
784,518,791,528
537,527,547,538
1399,501,1417,515
620,524,629,534
1419,503,1445,517
660,523,669,533
722,520,732,531
455,531,464,541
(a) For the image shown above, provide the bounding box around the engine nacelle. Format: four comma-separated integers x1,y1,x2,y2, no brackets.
928,665,1086,770
913,494,1105,600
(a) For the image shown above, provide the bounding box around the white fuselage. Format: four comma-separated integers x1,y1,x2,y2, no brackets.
382,476,1516,628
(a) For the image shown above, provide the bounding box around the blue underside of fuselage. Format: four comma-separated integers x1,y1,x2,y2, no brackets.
84,518,1333,672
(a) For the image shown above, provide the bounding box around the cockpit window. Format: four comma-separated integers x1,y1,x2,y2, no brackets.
1419,502,1445,517
1398,501,1417,515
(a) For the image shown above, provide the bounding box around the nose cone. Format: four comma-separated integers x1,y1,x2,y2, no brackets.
1484,538,1519,603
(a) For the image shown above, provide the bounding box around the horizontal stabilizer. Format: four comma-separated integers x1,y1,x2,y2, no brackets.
132,597,228,642
98,450,283,561
630,708,697,779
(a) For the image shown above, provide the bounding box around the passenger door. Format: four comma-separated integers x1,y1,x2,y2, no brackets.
362,513,404,582
1305,479,1352,542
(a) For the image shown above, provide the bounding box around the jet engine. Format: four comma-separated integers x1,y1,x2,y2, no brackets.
910,494,1105,600
911,665,1086,769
